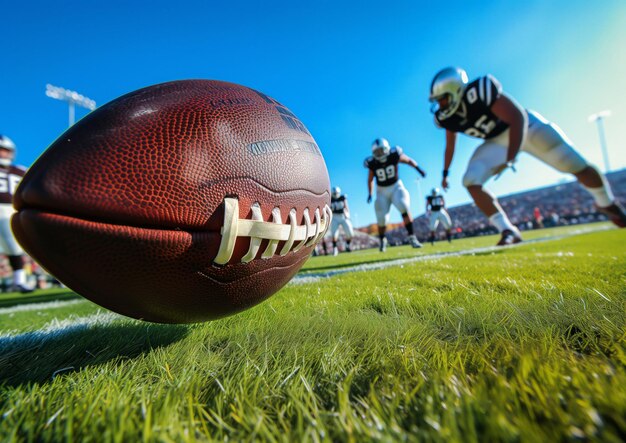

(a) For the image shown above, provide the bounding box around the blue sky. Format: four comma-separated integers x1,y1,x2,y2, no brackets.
3,0,625,227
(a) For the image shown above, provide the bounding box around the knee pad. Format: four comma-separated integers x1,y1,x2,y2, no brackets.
462,167,489,188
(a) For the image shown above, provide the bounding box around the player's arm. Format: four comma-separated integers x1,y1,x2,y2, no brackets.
398,153,426,177
490,93,527,165
442,130,456,190
367,170,374,203
343,199,350,218
426,199,431,214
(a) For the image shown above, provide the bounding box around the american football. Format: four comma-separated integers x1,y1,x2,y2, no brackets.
11,80,331,323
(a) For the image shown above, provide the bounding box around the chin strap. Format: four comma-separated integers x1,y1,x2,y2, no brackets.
214,197,332,265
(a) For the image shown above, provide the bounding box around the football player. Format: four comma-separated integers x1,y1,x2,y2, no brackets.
329,186,354,255
0,135,34,293
365,138,426,251
429,67,626,246
426,188,452,245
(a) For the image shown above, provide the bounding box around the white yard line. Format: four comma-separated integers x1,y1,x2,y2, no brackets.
291,225,611,285
0,311,122,350
0,299,85,316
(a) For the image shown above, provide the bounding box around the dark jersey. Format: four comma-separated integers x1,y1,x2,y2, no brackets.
0,164,26,205
435,75,509,139
331,195,348,214
427,195,445,211
364,147,402,187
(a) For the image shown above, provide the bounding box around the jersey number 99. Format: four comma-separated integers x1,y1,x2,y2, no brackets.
376,165,395,182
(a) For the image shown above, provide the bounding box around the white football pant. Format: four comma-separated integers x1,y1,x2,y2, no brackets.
330,213,354,240
463,110,588,187
429,209,452,231
375,179,411,227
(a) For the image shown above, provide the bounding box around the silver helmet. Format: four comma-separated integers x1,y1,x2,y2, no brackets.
0,135,16,167
331,186,341,198
371,138,391,161
431,188,440,196
429,67,468,120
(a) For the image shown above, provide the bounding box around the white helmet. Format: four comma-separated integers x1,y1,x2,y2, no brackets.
332,186,341,198
371,138,391,161
0,135,16,167
431,188,440,196
429,67,468,120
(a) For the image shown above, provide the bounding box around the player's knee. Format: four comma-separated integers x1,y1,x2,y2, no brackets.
462,170,486,188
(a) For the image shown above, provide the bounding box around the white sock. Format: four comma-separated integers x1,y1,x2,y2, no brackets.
584,181,614,208
14,269,26,286
489,212,518,233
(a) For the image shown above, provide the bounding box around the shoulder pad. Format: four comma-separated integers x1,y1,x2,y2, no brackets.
391,146,403,156
364,156,374,168
478,74,503,106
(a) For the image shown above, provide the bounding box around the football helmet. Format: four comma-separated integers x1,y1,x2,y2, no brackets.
431,188,440,196
332,186,341,199
372,138,391,161
429,67,468,120
0,135,16,167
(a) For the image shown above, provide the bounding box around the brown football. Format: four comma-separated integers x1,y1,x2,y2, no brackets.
12,80,331,323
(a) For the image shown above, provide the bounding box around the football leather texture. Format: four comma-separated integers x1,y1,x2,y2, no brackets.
12,80,331,323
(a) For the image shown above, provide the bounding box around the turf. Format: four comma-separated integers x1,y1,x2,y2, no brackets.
0,224,624,442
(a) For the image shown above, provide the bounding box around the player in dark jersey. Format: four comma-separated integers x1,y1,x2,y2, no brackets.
329,186,354,255
426,188,452,245
0,135,34,293
365,138,426,251
429,67,626,245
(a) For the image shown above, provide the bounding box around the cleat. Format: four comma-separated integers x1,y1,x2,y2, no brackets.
379,237,388,252
332,247,339,256
346,244,352,253
496,229,522,246
597,202,626,228
408,235,422,248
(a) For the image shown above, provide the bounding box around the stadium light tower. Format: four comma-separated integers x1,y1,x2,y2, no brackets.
45,84,96,126
588,110,612,172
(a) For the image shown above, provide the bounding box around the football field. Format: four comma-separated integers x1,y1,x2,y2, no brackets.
1,223,625,441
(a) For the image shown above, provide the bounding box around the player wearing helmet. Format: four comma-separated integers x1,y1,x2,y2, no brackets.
329,186,354,255
0,135,34,293
429,67,625,246
426,188,452,245
365,138,426,251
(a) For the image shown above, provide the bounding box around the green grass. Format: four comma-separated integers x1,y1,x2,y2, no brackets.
0,224,624,442
300,223,608,273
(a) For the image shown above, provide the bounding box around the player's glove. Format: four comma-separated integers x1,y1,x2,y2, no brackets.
415,166,426,178
367,194,372,204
